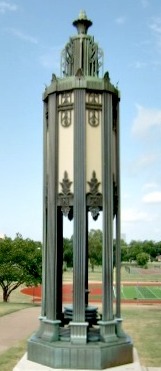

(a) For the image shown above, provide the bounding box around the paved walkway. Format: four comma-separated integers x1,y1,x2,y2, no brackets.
0,306,40,354
0,306,160,371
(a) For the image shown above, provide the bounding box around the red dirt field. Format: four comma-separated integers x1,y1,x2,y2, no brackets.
21,282,161,304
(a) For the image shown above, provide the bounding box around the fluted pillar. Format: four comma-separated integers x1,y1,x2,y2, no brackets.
114,100,125,337
41,94,60,341
115,100,121,318
99,92,117,342
70,89,88,344
41,100,48,318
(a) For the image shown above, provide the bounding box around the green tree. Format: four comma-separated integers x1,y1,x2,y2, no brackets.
63,237,73,267
136,252,149,267
154,241,161,259
121,242,129,262
0,234,42,302
128,240,143,261
88,229,102,271
142,240,156,261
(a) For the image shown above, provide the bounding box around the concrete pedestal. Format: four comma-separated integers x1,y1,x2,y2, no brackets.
13,348,143,371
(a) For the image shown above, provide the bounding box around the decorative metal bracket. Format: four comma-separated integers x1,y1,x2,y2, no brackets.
58,171,73,217
87,171,102,220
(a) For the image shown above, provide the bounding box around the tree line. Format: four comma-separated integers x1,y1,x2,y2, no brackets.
0,230,161,302
64,229,161,268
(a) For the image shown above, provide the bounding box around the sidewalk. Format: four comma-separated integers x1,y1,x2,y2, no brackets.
0,306,40,354
0,307,160,370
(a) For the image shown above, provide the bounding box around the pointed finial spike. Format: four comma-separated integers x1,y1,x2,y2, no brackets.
78,10,87,20
73,11,92,34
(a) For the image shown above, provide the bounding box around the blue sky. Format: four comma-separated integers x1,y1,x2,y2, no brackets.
0,0,161,242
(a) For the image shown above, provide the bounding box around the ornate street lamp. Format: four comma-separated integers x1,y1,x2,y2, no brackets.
28,11,133,369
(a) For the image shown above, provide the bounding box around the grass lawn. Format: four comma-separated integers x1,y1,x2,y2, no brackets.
0,340,27,371
0,303,32,317
64,265,161,283
0,284,34,304
120,264,161,282
121,285,161,300
0,285,35,317
122,305,161,367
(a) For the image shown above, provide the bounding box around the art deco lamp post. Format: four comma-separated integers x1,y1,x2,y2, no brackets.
28,11,133,369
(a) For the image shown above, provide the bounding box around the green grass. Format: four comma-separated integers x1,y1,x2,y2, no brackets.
0,340,26,371
0,284,35,304
121,285,161,300
121,285,136,299
64,265,161,283
0,303,32,317
122,306,161,367
121,265,161,282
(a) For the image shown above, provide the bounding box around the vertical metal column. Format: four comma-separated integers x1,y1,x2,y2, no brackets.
99,92,117,342
115,101,125,338
115,101,121,319
35,101,48,339
42,93,61,341
41,100,48,318
70,88,88,344
85,209,89,306
56,207,63,321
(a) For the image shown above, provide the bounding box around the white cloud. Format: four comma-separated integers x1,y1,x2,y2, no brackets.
0,1,17,13
143,191,161,203
115,16,126,25
128,153,158,176
137,153,157,167
5,27,38,44
150,17,161,35
122,209,150,222
141,0,149,8
132,104,161,137
142,182,158,190
149,17,161,50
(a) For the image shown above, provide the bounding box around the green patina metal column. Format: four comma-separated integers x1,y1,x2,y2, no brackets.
28,10,133,370
98,91,117,341
70,89,88,343
41,94,61,341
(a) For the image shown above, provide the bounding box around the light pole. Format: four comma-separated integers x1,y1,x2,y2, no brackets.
28,11,133,369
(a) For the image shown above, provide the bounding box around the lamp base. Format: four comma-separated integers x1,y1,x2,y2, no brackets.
13,348,143,371
26,332,133,370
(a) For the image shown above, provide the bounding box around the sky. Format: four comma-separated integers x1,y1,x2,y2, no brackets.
0,0,161,243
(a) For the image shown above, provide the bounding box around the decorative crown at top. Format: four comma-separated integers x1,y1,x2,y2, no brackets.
73,10,92,34
61,11,103,78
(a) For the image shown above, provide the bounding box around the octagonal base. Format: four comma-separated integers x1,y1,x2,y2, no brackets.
28,334,133,370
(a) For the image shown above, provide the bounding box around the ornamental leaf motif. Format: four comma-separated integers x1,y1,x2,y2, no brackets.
59,171,73,217
60,171,72,195
87,171,101,219
87,171,100,195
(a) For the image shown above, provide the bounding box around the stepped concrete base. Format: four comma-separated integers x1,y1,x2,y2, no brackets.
13,348,143,371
